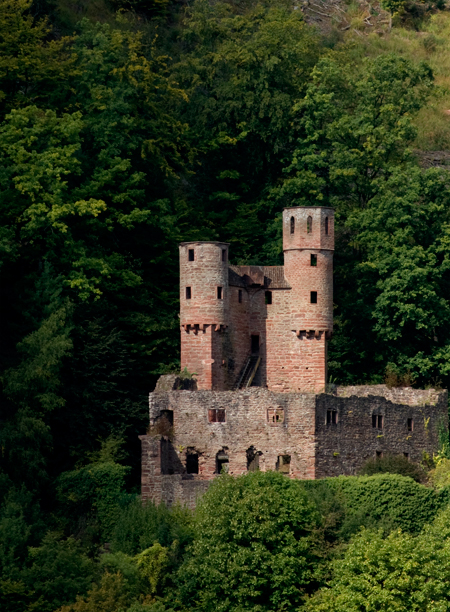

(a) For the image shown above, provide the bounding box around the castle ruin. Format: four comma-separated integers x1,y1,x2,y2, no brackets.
140,207,448,508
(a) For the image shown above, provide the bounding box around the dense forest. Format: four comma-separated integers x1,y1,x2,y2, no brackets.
3,0,450,609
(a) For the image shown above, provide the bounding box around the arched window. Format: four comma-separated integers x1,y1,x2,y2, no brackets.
307,215,312,234
290,216,295,234
325,217,329,235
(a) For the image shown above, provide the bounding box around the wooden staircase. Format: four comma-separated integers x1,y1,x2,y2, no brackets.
234,355,261,390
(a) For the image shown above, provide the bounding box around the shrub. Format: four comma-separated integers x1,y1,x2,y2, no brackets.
110,499,193,556
178,471,320,612
358,454,427,483
305,473,443,540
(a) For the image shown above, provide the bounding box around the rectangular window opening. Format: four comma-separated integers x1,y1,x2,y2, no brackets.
186,286,192,300
276,455,291,474
311,254,317,266
265,291,272,305
327,410,338,425
216,451,229,474
217,286,223,299
188,249,194,261
378,415,383,429
407,418,413,432
208,409,226,423
238,289,243,303
251,335,260,354
268,408,285,425
404,452,409,460
372,414,377,428
376,451,383,459
222,249,227,262
186,451,199,474
310,291,317,304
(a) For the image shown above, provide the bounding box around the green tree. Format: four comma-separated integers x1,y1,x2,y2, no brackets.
174,0,320,261
178,471,320,612
306,506,450,611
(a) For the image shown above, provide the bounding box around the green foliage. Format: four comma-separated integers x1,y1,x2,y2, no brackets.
110,498,193,555
358,454,427,482
178,471,320,612
305,506,450,611
22,532,94,612
56,445,133,544
305,473,443,540
0,0,75,117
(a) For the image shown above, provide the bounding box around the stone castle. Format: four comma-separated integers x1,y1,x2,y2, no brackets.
140,207,448,508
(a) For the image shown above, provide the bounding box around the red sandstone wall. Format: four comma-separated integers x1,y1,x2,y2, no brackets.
179,208,334,393
179,241,229,389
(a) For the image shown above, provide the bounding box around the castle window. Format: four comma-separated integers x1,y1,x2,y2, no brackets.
267,408,285,425
186,449,199,474
265,291,272,305
247,446,260,471
186,287,192,300
376,451,383,458
208,409,226,423
222,249,227,262
325,217,329,235
238,289,242,303
311,254,317,266
276,455,291,474
310,291,317,304
326,410,338,425
407,418,413,431
161,410,173,426
290,216,295,234
217,286,223,299
404,452,409,459
307,216,312,234
251,335,260,354
188,249,194,261
372,414,383,429
216,450,229,474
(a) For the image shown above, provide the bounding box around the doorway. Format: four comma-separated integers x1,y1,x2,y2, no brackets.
251,335,260,355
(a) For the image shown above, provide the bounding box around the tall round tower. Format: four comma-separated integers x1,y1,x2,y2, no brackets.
282,207,334,334
179,241,229,390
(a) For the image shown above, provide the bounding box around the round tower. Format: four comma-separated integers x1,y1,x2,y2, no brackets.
283,207,334,333
179,241,229,327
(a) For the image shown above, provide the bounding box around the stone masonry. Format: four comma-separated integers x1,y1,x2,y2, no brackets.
180,206,334,393
140,207,448,508
140,381,447,508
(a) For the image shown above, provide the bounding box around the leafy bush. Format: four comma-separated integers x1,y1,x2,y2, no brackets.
305,516,450,611
110,498,193,555
305,473,443,539
358,454,426,483
178,471,320,612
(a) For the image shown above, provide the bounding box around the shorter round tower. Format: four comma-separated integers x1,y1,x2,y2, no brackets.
179,241,229,390
179,241,229,327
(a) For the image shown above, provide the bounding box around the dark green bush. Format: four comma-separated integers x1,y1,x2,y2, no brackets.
110,498,193,555
305,473,443,540
178,471,320,612
358,454,427,483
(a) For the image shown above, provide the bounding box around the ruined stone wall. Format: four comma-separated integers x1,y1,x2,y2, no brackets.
314,385,448,478
141,382,448,508
141,387,317,506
